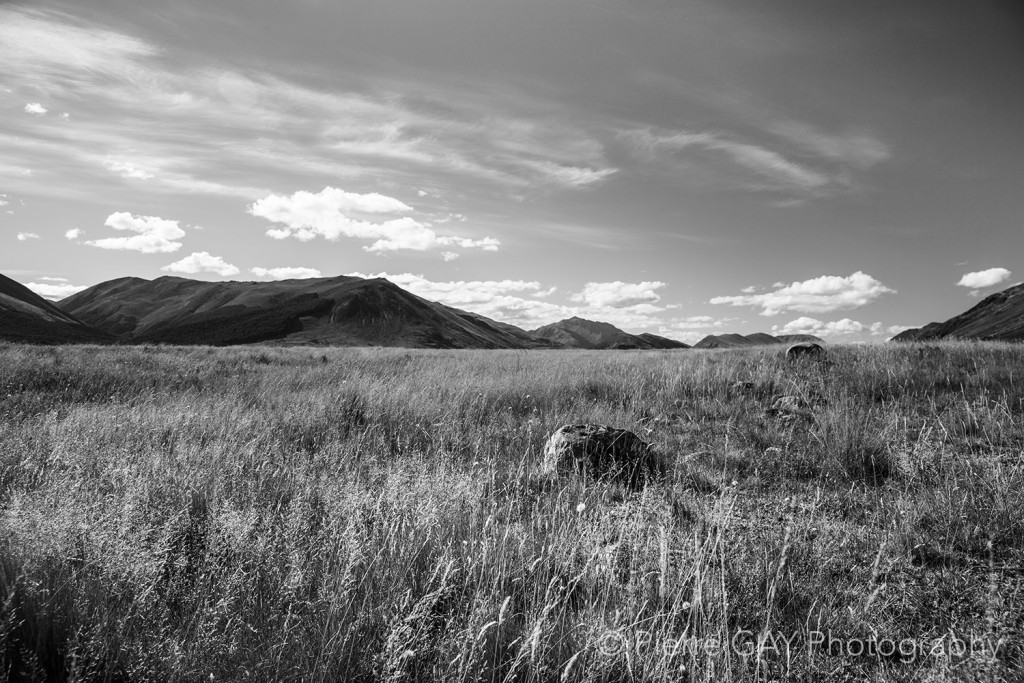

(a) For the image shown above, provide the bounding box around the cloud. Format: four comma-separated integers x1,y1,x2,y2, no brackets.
620,128,828,192
161,252,239,277
16,232,41,241
711,139,828,191
711,271,895,316
957,267,1011,290
86,212,185,253
24,281,87,300
348,271,571,328
24,102,47,115
0,8,158,86
772,316,882,337
250,187,500,253
65,228,82,239
570,281,667,308
887,324,915,335
770,123,890,169
0,8,617,204
344,271,691,338
250,266,322,280
104,159,155,180
516,160,616,188
441,252,460,262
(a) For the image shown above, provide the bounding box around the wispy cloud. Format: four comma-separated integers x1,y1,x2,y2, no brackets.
619,120,887,197
16,232,41,241
0,7,157,91
24,102,47,115
769,122,890,169
0,7,617,205
620,127,828,193
711,271,895,316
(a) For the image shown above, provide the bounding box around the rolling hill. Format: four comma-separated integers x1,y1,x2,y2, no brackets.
58,275,550,348
530,317,689,349
0,274,111,344
893,282,1024,342
693,332,824,349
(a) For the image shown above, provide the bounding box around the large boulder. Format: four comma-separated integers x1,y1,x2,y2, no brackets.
541,424,664,488
786,341,825,360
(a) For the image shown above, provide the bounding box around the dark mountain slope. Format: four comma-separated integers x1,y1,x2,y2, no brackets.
59,275,548,348
530,317,688,349
637,333,691,349
893,282,1024,342
0,274,112,343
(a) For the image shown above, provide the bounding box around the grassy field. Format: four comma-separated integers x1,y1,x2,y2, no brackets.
0,342,1022,682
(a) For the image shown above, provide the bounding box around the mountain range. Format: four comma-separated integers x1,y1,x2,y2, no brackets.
11,271,1018,348
56,275,551,349
893,282,1024,342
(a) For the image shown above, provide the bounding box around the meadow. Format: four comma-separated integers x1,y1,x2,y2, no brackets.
0,342,1022,682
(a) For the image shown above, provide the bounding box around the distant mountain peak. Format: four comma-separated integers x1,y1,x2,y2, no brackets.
532,317,688,349
693,332,823,349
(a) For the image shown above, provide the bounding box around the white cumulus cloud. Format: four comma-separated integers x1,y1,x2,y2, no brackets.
344,271,690,338
16,232,41,241
24,102,46,115
65,228,82,240
25,281,87,300
249,187,500,253
710,271,895,316
86,212,185,253
104,159,155,180
957,268,1011,290
570,281,667,308
773,317,870,337
250,266,323,280
162,252,239,277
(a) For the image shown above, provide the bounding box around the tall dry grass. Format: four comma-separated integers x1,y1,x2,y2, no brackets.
0,341,1021,681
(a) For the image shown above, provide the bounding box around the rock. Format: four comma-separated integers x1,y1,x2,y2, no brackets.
541,424,664,488
786,341,825,360
767,395,812,418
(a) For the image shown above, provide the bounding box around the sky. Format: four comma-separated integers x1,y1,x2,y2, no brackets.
2,0,1022,343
